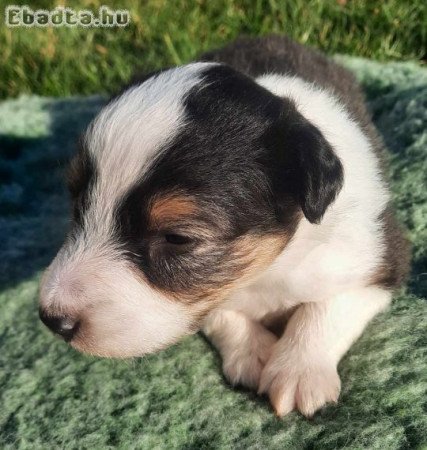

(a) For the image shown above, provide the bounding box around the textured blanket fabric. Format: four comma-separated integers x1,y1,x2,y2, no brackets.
0,58,426,449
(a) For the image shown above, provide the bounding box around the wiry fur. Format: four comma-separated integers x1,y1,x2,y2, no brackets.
39,36,409,417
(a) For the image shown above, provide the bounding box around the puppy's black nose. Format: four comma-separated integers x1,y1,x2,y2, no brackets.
39,309,79,341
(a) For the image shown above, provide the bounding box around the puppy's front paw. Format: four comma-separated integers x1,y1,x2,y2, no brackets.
222,324,278,391
259,352,341,417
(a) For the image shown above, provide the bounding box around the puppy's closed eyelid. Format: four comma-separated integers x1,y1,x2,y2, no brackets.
158,227,200,243
164,233,193,245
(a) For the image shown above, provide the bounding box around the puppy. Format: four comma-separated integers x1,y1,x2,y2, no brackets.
39,36,410,417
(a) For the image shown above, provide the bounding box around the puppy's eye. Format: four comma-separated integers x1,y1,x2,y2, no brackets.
164,233,192,245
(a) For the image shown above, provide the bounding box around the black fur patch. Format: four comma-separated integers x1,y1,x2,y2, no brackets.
261,102,344,224
113,64,343,295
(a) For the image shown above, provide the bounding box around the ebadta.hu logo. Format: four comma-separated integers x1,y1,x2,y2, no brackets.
4,5,130,27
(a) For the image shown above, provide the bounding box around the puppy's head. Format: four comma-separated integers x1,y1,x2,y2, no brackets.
39,63,343,357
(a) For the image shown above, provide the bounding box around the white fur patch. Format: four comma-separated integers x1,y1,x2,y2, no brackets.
40,63,216,356
82,62,215,243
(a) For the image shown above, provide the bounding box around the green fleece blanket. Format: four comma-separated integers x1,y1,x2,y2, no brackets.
0,58,426,449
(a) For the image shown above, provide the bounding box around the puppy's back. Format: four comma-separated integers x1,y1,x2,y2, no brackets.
199,35,364,116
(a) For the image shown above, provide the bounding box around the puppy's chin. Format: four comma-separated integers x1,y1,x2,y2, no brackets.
66,299,200,358
68,324,195,359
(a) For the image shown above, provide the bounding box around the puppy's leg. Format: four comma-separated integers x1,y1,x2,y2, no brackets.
259,287,391,417
203,309,278,390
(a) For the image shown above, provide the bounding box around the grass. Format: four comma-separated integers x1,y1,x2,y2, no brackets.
0,0,426,99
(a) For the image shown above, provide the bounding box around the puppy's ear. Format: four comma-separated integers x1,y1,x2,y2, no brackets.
265,107,344,224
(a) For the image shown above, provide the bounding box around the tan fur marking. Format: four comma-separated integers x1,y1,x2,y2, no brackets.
165,232,289,307
149,194,197,227
232,233,287,281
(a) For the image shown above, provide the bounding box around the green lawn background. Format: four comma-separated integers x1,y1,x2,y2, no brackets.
0,0,426,99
